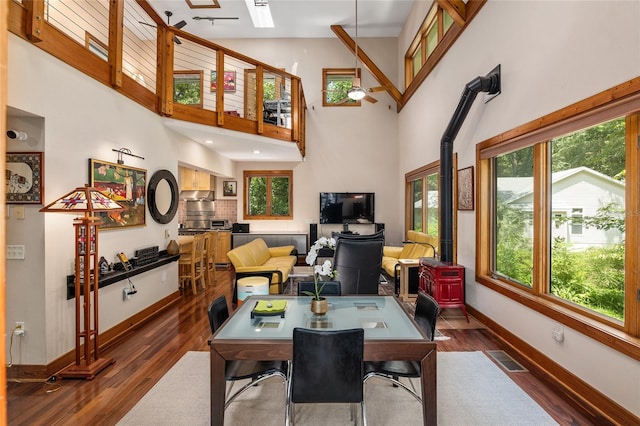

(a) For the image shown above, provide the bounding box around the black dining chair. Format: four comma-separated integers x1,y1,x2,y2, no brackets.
207,295,288,409
363,291,439,404
297,280,342,296
286,328,366,426
333,238,384,295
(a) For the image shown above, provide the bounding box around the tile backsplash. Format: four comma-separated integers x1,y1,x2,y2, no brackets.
178,199,237,225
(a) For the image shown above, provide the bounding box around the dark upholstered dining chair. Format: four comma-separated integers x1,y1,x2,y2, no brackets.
297,280,342,296
286,328,366,426
363,291,439,405
207,295,288,409
333,238,384,295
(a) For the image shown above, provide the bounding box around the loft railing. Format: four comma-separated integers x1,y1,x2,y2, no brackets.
8,0,306,157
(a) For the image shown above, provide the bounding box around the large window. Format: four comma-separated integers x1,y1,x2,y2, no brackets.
243,170,293,219
477,83,640,347
406,161,439,240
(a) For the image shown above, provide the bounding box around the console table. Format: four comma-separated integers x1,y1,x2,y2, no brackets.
231,232,308,255
65,253,179,299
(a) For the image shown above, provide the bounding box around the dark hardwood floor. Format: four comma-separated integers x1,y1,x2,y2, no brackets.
7,270,593,425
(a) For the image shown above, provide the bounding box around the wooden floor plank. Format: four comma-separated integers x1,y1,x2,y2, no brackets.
7,271,592,425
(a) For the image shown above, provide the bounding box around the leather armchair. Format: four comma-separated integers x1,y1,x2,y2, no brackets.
333,238,384,295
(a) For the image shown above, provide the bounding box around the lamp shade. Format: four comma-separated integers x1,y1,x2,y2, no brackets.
39,184,124,214
347,87,366,101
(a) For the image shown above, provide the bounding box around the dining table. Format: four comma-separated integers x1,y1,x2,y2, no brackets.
209,294,437,426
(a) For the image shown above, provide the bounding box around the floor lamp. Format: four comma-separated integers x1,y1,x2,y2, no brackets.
40,184,124,380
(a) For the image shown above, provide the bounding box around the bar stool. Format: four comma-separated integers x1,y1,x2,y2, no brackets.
179,233,206,294
203,231,217,288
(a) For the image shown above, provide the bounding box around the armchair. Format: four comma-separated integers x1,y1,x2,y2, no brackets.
333,238,384,295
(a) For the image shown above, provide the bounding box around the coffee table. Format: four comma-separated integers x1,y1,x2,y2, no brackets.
287,265,314,294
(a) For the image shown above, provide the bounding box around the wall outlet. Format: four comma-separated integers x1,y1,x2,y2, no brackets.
551,324,564,342
7,245,25,260
14,322,25,336
165,229,170,239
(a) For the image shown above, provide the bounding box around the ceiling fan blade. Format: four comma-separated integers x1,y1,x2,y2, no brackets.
336,97,350,105
138,21,158,29
364,95,378,104
174,36,182,45
173,20,187,30
368,85,391,93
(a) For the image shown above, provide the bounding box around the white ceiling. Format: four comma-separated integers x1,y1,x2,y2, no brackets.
148,0,414,39
148,0,414,161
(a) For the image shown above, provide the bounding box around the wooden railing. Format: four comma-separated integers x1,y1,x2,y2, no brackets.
9,0,306,157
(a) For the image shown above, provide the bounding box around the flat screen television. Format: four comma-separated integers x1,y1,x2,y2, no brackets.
319,192,375,224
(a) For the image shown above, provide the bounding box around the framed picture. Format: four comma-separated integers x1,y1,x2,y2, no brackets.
223,180,237,196
6,152,44,204
211,70,236,92
89,159,147,229
457,166,474,211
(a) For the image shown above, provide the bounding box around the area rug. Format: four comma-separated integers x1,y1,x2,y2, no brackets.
118,351,556,425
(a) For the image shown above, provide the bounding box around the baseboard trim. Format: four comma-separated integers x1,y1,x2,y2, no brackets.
468,305,638,425
7,291,181,380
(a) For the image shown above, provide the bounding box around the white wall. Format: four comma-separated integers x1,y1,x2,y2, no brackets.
398,0,640,417
6,34,233,364
215,37,403,244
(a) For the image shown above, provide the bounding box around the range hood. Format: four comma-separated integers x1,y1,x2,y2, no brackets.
179,190,215,201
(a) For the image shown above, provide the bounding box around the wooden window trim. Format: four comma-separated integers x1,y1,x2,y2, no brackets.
243,170,293,220
476,77,640,362
173,70,204,108
401,0,486,110
322,68,361,107
405,160,440,237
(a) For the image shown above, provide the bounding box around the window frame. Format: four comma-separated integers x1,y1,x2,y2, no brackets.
322,68,362,107
476,78,640,359
243,170,293,220
405,160,441,240
173,70,204,108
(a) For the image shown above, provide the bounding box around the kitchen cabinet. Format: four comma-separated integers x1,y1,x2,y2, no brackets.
215,231,231,266
179,166,212,191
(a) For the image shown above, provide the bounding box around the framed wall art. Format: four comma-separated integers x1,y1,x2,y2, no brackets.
223,180,237,196
89,159,147,229
6,152,44,204
211,70,236,92
457,166,474,211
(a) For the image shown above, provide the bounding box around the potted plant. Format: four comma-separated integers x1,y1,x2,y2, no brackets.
304,237,337,314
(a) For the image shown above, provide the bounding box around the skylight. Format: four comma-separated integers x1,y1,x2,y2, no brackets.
244,0,274,28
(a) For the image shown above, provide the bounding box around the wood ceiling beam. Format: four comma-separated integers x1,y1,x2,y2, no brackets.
330,24,403,106
437,0,466,27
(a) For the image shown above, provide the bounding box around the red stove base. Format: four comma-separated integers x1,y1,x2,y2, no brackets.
419,257,469,322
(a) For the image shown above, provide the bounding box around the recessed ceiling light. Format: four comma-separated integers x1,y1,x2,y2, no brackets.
205,140,213,144
253,150,260,154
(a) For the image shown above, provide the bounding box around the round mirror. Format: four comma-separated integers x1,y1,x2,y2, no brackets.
147,169,178,224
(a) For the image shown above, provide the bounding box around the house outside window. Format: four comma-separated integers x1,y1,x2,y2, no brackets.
478,112,629,326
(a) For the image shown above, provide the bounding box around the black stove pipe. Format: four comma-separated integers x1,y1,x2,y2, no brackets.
439,66,500,264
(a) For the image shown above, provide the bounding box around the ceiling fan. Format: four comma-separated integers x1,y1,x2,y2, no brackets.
139,11,187,44
323,0,390,104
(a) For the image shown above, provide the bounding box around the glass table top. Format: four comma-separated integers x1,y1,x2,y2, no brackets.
214,295,424,340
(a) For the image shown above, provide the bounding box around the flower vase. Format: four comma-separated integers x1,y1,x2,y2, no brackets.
310,297,328,315
166,239,180,255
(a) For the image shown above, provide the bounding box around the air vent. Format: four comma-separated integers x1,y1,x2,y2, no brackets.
486,350,528,372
